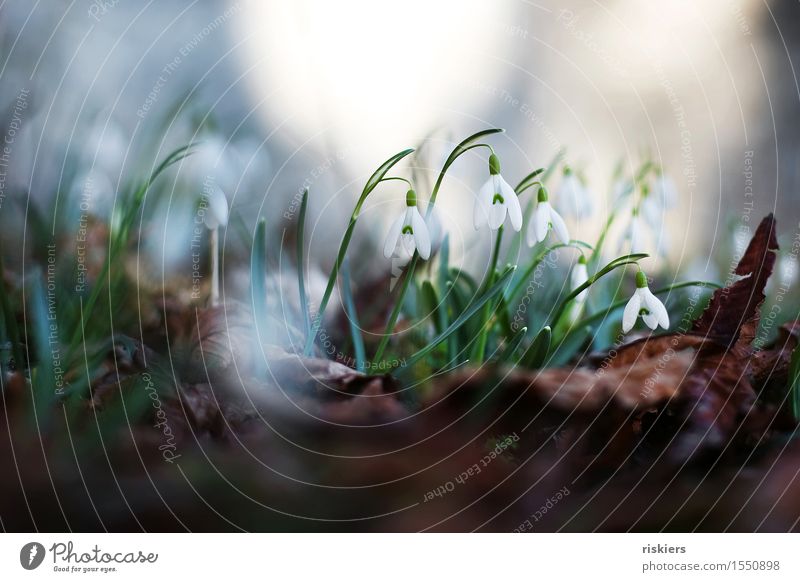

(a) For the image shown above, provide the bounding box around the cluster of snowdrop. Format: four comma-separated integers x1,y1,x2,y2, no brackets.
615,168,678,258
381,150,670,335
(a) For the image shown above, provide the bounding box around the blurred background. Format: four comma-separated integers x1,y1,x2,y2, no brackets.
1,0,798,294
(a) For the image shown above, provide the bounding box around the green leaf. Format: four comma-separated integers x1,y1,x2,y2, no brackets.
521,326,551,368
250,218,268,374
390,266,516,373
307,147,415,355
549,253,649,330
296,189,311,337
358,148,415,214
787,333,800,423
341,259,366,372
500,326,527,363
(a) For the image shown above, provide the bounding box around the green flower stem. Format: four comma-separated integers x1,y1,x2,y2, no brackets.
470,226,504,363
548,253,649,332
66,144,194,360
296,190,311,337
506,241,592,303
303,148,415,356
371,129,504,365
390,265,516,373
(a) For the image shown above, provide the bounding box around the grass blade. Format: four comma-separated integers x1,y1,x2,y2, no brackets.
521,325,551,368
341,259,366,372
390,266,516,373
251,218,268,351
297,189,311,337
789,341,800,423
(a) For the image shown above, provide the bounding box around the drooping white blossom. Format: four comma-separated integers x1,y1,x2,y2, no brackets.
528,186,570,246
473,154,522,232
622,270,670,333
384,189,431,260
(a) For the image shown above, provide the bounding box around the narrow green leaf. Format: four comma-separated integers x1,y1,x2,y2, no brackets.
297,189,311,337
341,259,366,372
500,326,527,363
389,266,516,373
521,326,551,368
789,342,800,423
250,218,268,350
307,147,415,356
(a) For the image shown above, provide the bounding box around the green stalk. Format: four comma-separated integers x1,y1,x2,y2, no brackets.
303,148,415,355
506,241,592,302
296,189,311,337
548,253,649,331
340,259,366,372
470,226,504,363
371,129,504,364
66,144,194,358
390,265,516,373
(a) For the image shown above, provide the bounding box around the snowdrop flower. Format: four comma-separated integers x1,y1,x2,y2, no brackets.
652,170,678,209
200,183,228,307
618,207,646,255
622,270,670,333
473,154,522,231
202,183,229,230
571,254,589,302
423,203,445,254
528,186,570,245
556,167,593,219
383,189,431,260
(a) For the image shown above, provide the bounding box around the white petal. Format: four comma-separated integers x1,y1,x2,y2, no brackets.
656,175,678,209
549,207,570,243
534,202,550,243
621,291,642,333
473,177,494,229
488,178,507,230
204,185,229,229
383,213,405,258
411,207,431,259
572,264,589,301
642,311,660,330
643,288,670,329
499,177,522,231
400,233,416,256
424,205,444,250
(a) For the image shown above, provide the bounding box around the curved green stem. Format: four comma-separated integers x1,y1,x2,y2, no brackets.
507,240,593,302
296,190,310,336
371,129,504,364
303,148,414,355
470,226,504,363
548,253,649,331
